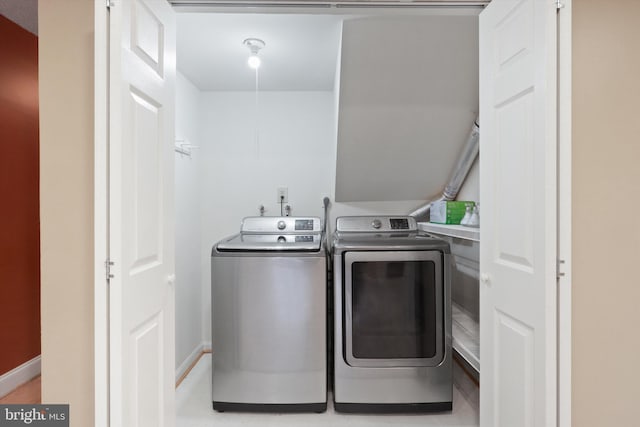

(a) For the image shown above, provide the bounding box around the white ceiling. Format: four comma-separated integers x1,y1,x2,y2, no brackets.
176,13,343,91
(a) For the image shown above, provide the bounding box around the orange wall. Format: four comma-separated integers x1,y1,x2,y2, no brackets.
0,14,40,376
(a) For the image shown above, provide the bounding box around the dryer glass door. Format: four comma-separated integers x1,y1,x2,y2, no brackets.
343,250,444,368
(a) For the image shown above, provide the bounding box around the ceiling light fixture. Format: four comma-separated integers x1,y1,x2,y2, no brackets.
243,38,265,69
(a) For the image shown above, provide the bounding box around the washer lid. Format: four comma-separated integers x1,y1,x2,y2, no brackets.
216,233,322,252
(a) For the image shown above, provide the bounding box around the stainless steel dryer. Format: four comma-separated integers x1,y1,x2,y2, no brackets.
332,216,452,413
211,216,326,412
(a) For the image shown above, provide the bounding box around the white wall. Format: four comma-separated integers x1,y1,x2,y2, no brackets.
199,90,336,342
174,72,203,374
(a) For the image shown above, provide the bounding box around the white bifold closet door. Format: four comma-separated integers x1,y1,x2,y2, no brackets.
479,0,558,426
108,0,177,425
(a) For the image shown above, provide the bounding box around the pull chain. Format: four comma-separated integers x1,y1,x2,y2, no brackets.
255,67,260,158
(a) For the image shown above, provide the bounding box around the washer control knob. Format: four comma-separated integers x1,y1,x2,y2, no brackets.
372,219,382,229
277,236,286,243
277,220,286,230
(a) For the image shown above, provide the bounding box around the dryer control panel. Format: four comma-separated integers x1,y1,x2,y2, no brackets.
336,216,417,233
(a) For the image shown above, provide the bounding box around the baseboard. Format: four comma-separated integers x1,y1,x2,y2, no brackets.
453,356,479,409
175,344,205,384
0,356,41,399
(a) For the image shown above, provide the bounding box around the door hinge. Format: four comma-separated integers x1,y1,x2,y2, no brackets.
105,259,115,281
557,259,566,279
556,0,565,10
106,0,113,9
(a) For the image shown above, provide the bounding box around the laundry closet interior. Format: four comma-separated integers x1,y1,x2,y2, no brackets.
171,0,483,417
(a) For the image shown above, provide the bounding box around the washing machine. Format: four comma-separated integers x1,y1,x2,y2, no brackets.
332,215,452,413
211,216,327,412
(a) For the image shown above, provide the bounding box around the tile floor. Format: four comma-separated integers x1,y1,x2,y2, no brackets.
176,355,479,427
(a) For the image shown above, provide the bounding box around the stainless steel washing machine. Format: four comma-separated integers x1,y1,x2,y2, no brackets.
211,216,327,412
332,216,452,413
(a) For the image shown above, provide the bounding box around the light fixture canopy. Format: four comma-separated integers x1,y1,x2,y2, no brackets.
243,38,265,69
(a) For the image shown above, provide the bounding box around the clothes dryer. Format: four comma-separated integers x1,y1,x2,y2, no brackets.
332,216,452,413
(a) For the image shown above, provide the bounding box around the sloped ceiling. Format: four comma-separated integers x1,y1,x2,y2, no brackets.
335,13,479,202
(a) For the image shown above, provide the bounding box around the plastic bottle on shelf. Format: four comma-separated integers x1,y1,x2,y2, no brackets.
466,205,480,228
460,204,472,226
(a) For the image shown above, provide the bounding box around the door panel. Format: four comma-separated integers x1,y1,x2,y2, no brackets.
494,309,534,426
132,0,165,76
351,260,437,359
495,91,535,272
343,251,444,368
110,0,176,426
130,88,163,272
132,314,163,427
479,0,557,425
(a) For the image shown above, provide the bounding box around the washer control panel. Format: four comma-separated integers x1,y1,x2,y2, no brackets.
241,216,321,234
295,219,315,231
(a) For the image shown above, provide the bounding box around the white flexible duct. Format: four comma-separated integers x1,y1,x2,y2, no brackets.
408,117,479,221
